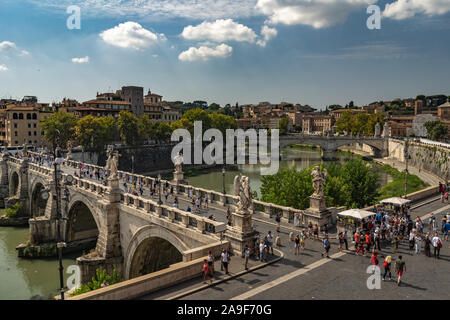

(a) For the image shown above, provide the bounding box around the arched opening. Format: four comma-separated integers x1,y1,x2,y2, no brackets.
66,201,99,249
129,237,183,279
10,172,19,196
31,183,47,217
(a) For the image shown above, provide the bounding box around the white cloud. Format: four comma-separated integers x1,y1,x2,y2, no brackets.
181,19,257,43
257,25,277,47
71,56,89,64
256,0,377,28
100,21,162,50
0,64,8,71
179,43,232,61
0,41,29,56
383,0,450,20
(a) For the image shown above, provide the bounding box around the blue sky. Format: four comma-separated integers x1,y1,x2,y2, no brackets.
0,0,449,109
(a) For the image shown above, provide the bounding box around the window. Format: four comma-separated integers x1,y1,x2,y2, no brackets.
27,113,31,120
28,131,32,136
33,123,37,128
41,131,44,135
19,113,23,119
14,123,17,128
32,113,37,120
34,140,37,144
14,131,17,136
15,141,18,144
13,113,18,119
34,131,37,136
28,123,31,128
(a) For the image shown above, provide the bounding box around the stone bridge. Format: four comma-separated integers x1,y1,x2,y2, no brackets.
279,134,389,160
0,153,233,283
0,149,344,284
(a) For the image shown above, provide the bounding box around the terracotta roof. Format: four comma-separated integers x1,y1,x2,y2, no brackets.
82,99,131,105
76,107,120,112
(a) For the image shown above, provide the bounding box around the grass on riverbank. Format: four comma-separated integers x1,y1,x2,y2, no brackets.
289,144,320,151
376,165,428,201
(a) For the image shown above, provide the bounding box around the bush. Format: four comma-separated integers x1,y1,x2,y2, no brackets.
72,268,121,296
5,203,22,218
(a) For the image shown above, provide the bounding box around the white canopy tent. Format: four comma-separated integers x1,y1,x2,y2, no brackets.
379,197,411,206
337,209,375,220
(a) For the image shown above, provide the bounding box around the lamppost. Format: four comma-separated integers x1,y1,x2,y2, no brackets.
158,173,163,205
404,137,409,198
222,167,226,206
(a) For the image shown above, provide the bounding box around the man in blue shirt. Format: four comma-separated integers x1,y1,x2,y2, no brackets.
444,221,450,241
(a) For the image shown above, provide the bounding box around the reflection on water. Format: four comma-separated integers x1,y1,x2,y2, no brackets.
0,227,77,300
186,147,392,198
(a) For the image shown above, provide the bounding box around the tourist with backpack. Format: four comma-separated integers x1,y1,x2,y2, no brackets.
431,232,442,259
321,235,331,258
275,214,281,233
382,255,392,281
394,256,406,286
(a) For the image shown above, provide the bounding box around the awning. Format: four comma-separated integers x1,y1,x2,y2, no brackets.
379,197,411,206
337,209,375,220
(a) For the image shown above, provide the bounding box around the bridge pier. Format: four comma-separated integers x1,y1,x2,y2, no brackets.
321,149,336,161
0,155,9,208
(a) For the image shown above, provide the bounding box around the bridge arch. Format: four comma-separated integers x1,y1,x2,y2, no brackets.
65,197,100,251
124,225,188,280
9,170,19,196
30,182,47,217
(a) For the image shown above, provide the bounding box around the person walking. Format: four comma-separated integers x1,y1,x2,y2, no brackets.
382,256,392,281
394,256,406,286
343,230,349,250
371,249,379,272
414,233,422,255
338,232,344,252
300,230,306,250
294,234,300,255
431,232,442,259
259,240,265,262
221,249,230,274
444,220,450,242
356,233,365,256
424,233,431,257
203,259,212,284
267,231,274,255
207,250,214,277
392,232,400,254
243,245,250,270
275,214,281,233
321,235,331,258
365,232,371,253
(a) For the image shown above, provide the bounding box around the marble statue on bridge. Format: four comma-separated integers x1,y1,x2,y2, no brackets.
234,175,252,214
105,146,120,180
311,166,327,198
173,152,183,174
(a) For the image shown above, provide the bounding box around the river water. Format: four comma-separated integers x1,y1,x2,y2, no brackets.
0,147,391,300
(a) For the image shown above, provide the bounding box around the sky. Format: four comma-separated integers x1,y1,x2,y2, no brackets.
0,0,449,110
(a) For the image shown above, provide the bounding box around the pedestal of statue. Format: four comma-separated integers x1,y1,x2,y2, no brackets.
304,195,331,228
173,171,187,185
224,209,257,256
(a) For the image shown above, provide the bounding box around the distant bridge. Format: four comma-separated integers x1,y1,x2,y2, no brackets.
279,134,389,159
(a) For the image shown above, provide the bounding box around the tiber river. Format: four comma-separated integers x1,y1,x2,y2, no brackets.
0,146,392,300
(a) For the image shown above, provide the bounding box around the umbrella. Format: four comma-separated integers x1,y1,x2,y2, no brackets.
338,209,375,220
379,197,411,206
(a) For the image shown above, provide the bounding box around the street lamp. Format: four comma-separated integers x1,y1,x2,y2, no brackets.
53,130,67,300
222,167,226,206
157,173,163,205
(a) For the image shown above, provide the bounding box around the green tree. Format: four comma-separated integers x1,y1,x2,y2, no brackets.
209,113,237,135
137,114,154,143
40,111,77,149
278,117,290,135
117,111,140,146
153,122,172,143
260,160,380,209
424,120,448,141
76,116,116,152
178,108,211,134
335,111,355,135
